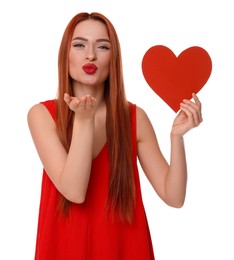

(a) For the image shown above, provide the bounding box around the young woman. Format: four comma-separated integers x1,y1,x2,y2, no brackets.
28,12,202,260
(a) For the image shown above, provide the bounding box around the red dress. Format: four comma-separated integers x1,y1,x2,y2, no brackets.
35,100,155,260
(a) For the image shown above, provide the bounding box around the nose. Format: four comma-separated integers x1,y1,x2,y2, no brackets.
86,46,97,61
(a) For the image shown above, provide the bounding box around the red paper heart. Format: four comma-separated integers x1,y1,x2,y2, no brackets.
142,45,212,112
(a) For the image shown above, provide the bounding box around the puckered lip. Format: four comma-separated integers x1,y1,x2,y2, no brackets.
82,63,97,74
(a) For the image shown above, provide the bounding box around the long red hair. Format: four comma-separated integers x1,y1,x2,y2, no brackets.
56,12,135,222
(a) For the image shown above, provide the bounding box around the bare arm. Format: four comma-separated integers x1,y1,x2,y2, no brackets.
137,93,202,207
27,94,97,203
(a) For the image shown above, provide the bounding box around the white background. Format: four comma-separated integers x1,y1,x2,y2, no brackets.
0,0,234,259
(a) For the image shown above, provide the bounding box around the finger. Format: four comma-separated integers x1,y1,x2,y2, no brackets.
181,101,201,124
64,93,72,105
182,98,202,123
68,99,79,110
192,93,202,107
89,96,97,109
78,98,85,110
79,95,96,110
180,104,193,123
91,97,97,107
85,95,93,110
183,94,201,109
182,99,198,110
180,103,200,127
192,93,203,122
190,94,202,112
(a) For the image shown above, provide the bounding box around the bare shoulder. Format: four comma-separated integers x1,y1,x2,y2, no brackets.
136,106,155,143
27,103,55,131
28,103,48,118
136,105,147,119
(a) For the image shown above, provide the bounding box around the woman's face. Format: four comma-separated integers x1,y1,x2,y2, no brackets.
69,19,111,88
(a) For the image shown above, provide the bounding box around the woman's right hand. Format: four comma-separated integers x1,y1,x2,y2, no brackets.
64,93,97,120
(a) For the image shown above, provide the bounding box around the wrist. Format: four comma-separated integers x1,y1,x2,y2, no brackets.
74,113,95,123
170,131,184,141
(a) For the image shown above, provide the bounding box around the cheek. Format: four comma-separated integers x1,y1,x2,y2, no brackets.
69,55,80,78
68,62,75,79
101,63,110,81
102,56,111,73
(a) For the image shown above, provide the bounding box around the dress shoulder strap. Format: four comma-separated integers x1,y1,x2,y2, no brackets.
40,100,56,122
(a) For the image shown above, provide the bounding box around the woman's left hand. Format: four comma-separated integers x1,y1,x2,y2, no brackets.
171,93,203,137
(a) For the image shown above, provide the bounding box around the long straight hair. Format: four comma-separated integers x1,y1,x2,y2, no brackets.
56,12,135,222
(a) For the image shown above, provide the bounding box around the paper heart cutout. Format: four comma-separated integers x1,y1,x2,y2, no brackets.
142,45,212,112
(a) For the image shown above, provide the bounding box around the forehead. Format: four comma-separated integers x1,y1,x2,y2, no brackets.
72,19,109,39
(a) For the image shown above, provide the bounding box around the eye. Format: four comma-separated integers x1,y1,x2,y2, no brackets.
73,43,85,48
98,45,110,51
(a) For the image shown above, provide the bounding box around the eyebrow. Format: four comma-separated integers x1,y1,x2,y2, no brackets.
72,36,111,43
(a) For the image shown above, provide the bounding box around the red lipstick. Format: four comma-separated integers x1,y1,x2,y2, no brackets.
82,64,97,75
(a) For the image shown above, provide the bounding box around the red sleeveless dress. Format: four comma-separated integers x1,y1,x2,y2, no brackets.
35,100,155,260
